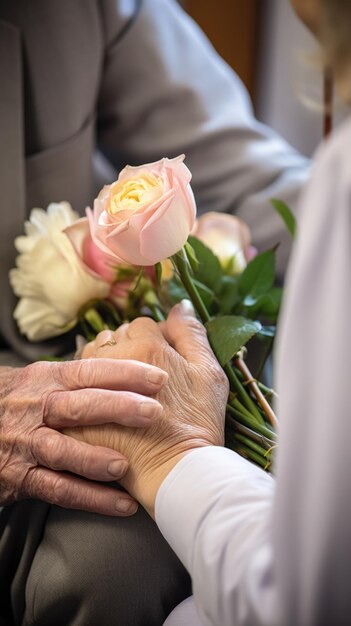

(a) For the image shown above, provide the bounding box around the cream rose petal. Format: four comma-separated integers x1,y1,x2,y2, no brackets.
13,297,76,341
10,202,110,341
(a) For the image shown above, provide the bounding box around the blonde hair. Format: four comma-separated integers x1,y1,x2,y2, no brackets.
321,0,351,100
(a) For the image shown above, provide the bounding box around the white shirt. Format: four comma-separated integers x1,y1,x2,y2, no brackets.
156,116,351,626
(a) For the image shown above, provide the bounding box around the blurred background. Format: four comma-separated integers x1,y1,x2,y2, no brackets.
183,0,345,158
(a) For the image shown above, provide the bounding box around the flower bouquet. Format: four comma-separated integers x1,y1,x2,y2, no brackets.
10,156,295,472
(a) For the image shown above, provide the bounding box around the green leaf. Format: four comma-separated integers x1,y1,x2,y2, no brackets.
193,279,215,309
242,287,283,319
165,276,215,312
239,250,275,299
205,316,262,366
271,198,297,239
187,235,223,292
184,241,199,274
217,275,241,314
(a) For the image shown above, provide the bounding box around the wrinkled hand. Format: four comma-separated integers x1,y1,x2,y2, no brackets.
0,358,167,515
66,302,229,516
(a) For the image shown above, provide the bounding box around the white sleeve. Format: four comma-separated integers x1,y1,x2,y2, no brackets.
156,118,351,626
98,0,310,275
156,447,278,626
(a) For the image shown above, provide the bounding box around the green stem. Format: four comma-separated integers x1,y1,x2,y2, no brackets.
227,418,274,451
234,432,273,462
232,442,272,472
172,248,264,424
173,249,211,323
150,304,166,322
226,404,277,442
257,382,277,401
83,308,107,334
225,364,265,424
231,396,257,421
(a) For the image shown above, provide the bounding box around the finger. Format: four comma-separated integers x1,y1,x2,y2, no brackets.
33,427,130,481
44,389,163,428
124,317,165,342
55,358,168,391
22,466,138,516
95,329,116,348
162,300,215,365
80,339,96,358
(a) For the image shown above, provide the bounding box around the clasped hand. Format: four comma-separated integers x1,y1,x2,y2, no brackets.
67,301,229,517
0,356,167,515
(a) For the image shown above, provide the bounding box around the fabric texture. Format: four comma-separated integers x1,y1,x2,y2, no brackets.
156,116,351,626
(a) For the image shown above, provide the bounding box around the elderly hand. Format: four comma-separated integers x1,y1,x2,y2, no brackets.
0,358,167,516
66,301,229,517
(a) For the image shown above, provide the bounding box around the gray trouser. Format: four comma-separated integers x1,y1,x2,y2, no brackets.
0,351,191,625
0,500,191,626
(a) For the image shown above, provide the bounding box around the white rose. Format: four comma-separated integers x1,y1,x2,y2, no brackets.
191,212,251,274
9,202,110,341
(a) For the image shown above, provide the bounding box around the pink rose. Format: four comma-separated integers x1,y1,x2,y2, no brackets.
192,212,253,274
65,218,150,310
65,218,117,282
87,155,197,266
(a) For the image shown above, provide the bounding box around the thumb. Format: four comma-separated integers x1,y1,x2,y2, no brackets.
161,300,215,365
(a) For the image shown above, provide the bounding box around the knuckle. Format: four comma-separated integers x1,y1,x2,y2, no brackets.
63,392,82,424
50,473,72,505
20,467,37,499
77,359,98,387
114,391,135,415
54,359,85,389
34,430,64,469
42,390,58,422
21,466,46,500
23,360,47,379
128,317,158,337
19,361,51,393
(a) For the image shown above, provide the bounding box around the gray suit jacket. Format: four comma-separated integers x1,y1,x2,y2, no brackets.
0,0,309,362
0,0,139,359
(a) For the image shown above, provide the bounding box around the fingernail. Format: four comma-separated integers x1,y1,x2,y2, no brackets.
108,460,128,478
146,368,168,385
139,400,163,419
116,498,137,514
180,299,195,314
